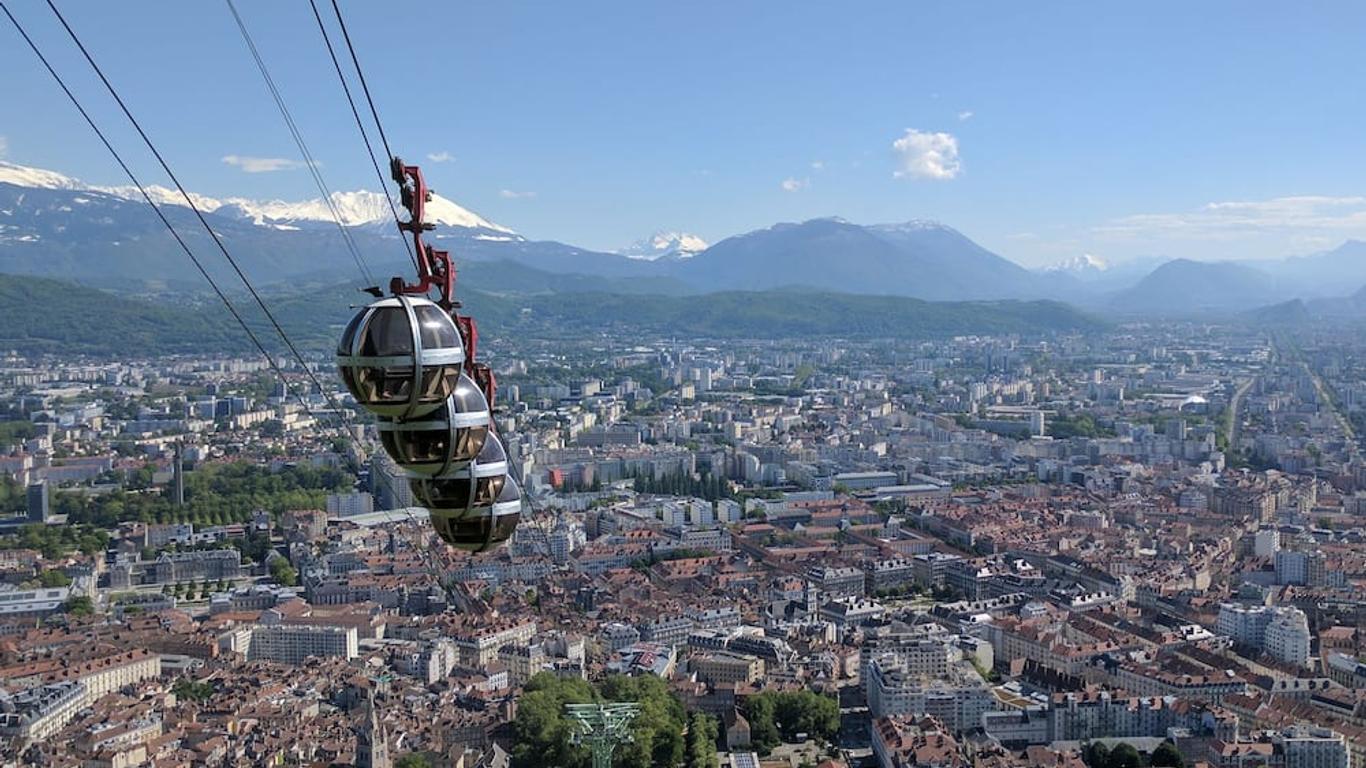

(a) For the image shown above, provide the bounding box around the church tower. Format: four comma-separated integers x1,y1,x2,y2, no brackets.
356,687,391,768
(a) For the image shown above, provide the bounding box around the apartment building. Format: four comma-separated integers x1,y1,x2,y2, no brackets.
246,624,359,665
865,655,995,734
692,651,765,687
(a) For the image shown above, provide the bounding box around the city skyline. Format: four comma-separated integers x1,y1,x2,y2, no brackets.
1,3,1365,766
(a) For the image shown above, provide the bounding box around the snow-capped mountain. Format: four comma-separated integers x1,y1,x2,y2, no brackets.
868,218,955,235
619,231,708,260
0,159,657,286
0,162,88,191
0,160,516,236
1044,253,1109,275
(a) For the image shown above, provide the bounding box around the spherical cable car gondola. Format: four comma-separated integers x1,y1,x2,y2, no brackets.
336,295,465,420
335,159,525,557
376,372,491,476
408,429,509,509
426,474,524,553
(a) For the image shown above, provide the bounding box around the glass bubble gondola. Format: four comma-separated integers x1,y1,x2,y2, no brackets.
376,372,491,476
336,295,465,420
408,430,509,509
427,475,524,552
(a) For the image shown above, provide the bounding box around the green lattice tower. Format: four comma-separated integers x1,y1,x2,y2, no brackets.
566,702,641,768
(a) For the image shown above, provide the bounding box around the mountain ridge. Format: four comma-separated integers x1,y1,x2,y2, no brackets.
0,160,512,234
7,158,1366,315
0,271,1105,355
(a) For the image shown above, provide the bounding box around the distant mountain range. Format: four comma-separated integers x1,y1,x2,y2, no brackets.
0,160,512,234
1245,283,1366,327
4,159,1366,317
1111,259,1285,314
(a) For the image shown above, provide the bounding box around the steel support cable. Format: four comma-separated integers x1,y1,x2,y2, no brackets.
23,2,451,595
45,0,353,432
328,0,398,170
306,0,418,273
224,0,376,289
0,0,318,433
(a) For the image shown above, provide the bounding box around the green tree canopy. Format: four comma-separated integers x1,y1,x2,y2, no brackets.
1109,743,1142,768
741,690,839,755
171,678,214,702
38,569,72,588
511,673,688,768
269,558,298,587
686,712,719,768
1151,742,1185,768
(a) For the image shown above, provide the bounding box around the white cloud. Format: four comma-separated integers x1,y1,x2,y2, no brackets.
0,136,7,157
891,129,961,180
957,110,974,121
810,160,825,171
1094,196,1366,241
499,189,536,200
427,151,455,163
221,155,307,173
781,177,809,192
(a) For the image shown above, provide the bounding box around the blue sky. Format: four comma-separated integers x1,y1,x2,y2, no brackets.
3,1,1365,266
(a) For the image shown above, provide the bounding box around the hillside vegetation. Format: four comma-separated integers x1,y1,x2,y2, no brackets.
0,271,1104,357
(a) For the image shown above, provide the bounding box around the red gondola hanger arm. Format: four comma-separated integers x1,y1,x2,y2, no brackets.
388,156,497,406
389,158,455,309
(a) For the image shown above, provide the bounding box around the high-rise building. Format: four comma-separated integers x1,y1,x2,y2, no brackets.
326,492,375,518
1275,548,1326,586
369,452,414,510
1264,609,1312,668
1217,603,1273,647
26,480,49,522
172,443,185,507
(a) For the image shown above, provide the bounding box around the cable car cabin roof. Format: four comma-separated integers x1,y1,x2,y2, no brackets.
337,295,463,364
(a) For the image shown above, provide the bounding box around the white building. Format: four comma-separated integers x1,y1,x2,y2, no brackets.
1275,548,1325,586
326,492,374,517
716,498,743,524
1275,724,1350,768
1217,603,1274,647
1254,527,1280,558
865,655,994,733
1216,603,1311,668
1264,609,1312,668
246,624,359,665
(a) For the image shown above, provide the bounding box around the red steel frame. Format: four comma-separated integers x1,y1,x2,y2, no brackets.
389,158,497,407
